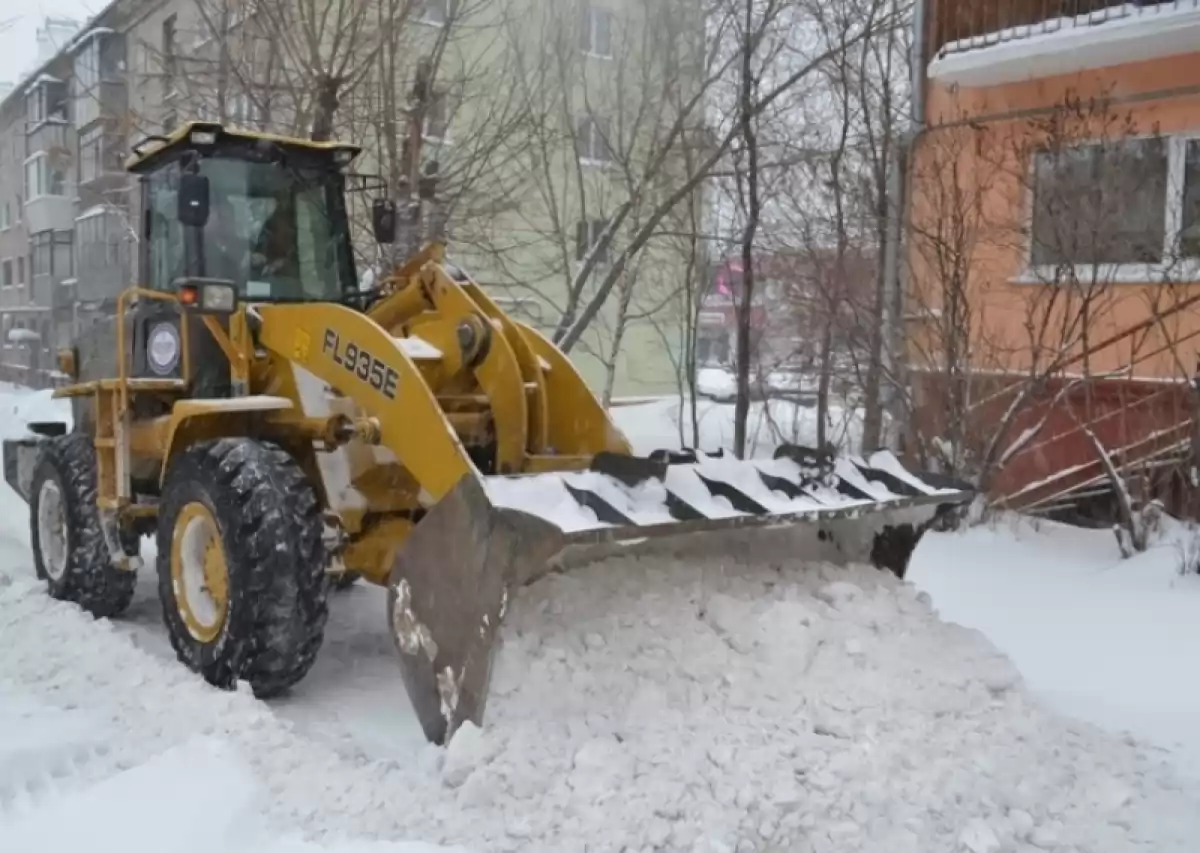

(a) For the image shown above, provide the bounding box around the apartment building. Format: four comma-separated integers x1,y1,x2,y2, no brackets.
908,0,1200,516
0,0,702,397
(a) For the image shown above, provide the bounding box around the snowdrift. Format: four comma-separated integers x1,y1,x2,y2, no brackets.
4,547,1200,852
1,383,1199,851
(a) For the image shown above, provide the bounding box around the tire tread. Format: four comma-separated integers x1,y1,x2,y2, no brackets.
29,433,135,618
156,438,329,697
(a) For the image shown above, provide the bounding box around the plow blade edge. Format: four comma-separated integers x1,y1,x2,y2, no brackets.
3,437,47,504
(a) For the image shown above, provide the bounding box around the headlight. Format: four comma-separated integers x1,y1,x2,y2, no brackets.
147,323,181,376
201,283,236,312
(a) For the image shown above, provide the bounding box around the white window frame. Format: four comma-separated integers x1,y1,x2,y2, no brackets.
73,34,104,129
417,0,458,26
580,3,613,59
27,89,45,126
1016,131,1200,285
422,90,452,143
26,80,67,128
576,114,613,166
228,92,263,129
24,152,67,200
1,258,12,290
575,217,611,265
75,38,100,96
79,124,105,185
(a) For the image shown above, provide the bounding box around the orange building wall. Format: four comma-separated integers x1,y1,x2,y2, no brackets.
911,52,1200,383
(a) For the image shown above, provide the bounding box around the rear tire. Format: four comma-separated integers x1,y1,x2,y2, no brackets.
156,438,330,698
29,433,136,618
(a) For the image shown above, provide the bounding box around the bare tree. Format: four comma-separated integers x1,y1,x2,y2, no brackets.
529,0,897,365
902,89,1200,551
704,0,902,456
727,0,773,458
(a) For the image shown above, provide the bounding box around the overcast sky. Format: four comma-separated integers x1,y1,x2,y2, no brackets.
1,0,99,88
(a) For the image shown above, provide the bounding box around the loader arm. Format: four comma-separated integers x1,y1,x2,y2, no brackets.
254,302,479,502
459,280,631,457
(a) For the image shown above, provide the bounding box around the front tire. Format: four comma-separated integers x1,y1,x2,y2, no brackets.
29,433,136,618
156,438,330,698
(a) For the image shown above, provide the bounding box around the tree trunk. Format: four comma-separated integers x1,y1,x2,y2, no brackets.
732,1,761,460
816,323,833,450
602,270,636,406
311,76,341,142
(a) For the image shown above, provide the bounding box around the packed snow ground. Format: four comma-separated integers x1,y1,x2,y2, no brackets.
912,513,1200,782
2,384,1200,851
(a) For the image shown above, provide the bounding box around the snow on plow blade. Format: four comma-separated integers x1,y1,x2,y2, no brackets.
387,446,973,745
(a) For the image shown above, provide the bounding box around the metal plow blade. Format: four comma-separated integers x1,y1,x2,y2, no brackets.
387,446,972,745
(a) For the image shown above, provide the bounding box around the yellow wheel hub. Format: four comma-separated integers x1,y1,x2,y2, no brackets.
170,502,230,644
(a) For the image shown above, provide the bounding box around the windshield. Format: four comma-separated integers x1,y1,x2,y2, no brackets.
195,156,356,301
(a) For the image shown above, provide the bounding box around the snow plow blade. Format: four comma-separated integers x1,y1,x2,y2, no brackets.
387,446,972,745
3,427,65,503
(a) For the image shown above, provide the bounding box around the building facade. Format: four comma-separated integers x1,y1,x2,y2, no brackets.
0,0,703,397
909,0,1200,515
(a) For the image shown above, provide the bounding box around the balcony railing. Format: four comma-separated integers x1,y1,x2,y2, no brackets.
25,195,76,235
936,2,1195,56
929,1,1200,86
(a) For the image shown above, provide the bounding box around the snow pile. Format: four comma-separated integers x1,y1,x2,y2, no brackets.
4,541,1199,852
0,383,71,439
475,553,1200,852
610,396,864,459
695,367,737,401
1,385,1198,851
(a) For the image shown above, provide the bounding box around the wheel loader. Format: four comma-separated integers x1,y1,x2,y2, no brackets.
2,122,972,745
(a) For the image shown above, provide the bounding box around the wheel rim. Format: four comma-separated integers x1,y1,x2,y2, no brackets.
36,479,68,581
170,502,230,643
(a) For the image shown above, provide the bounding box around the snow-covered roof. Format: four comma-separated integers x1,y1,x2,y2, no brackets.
7,328,41,343
23,74,62,96
75,205,112,222
0,0,117,112
65,26,115,55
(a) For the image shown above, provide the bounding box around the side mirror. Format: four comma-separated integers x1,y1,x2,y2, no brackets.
372,198,397,244
178,173,210,228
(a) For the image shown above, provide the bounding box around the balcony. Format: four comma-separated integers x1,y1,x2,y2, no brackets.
25,195,75,234
75,242,133,302
31,272,55,310
76,207,134,302
26,119,69,158
74,80,127,130
928,1,1200,87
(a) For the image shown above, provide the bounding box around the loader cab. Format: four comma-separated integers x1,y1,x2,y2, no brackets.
128,122,363,303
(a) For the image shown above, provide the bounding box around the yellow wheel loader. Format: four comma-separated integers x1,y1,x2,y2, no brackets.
2,122,971,745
